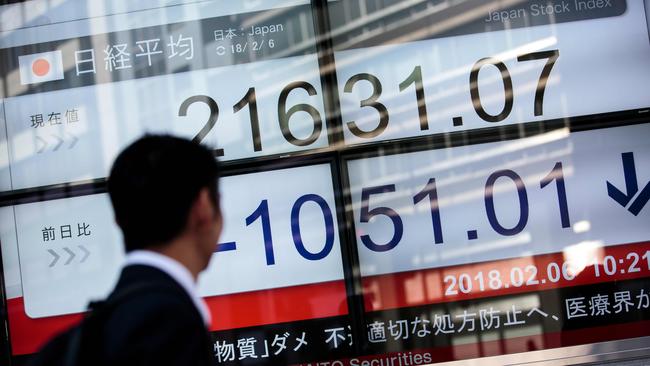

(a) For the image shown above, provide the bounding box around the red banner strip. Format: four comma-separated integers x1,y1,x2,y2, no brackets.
362,241,650,312
205,280,348,331
7,279,347,355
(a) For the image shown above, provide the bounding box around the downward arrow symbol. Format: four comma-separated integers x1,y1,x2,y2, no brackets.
607,152,638,207
607,152,650,216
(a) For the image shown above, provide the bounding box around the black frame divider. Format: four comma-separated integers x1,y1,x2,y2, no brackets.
311,0,370,356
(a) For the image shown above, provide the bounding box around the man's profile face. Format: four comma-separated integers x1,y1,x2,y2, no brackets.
193,188,223,270
205,201,223,267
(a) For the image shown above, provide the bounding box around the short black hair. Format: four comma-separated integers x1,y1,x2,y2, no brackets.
107,135,219,252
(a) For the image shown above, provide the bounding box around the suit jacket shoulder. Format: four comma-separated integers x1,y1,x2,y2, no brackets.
101,265,213,366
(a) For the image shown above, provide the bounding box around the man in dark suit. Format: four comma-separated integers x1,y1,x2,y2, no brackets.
101,135,222,365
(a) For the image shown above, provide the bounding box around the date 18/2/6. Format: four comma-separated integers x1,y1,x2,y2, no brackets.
358,161,569,252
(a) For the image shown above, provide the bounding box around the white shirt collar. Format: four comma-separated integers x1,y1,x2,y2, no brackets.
124,250,211,327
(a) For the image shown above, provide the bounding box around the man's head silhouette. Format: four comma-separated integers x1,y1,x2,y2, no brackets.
107,135,222,278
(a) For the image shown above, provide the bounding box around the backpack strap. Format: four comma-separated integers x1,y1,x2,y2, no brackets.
62,326,82,366
64,283,184,366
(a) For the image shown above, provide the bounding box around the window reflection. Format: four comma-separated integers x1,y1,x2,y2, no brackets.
0,0,649,365
333,0,650,363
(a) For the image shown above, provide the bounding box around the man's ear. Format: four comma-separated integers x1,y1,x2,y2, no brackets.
191,187,215,230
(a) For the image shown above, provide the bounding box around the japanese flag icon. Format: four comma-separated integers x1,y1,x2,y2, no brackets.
19,50,64,85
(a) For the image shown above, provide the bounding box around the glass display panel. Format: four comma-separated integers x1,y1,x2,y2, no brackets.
2,0,650,365
1,162,351,364
0,0,329,190
347,124,650,357
320,0,650,364
330,0,650,146
0,1,351,365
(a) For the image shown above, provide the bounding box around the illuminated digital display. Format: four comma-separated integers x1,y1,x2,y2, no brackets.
333,0,650,145
0,1,328,190
348,124,650,277
10,163,342,319
1,162,348,359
